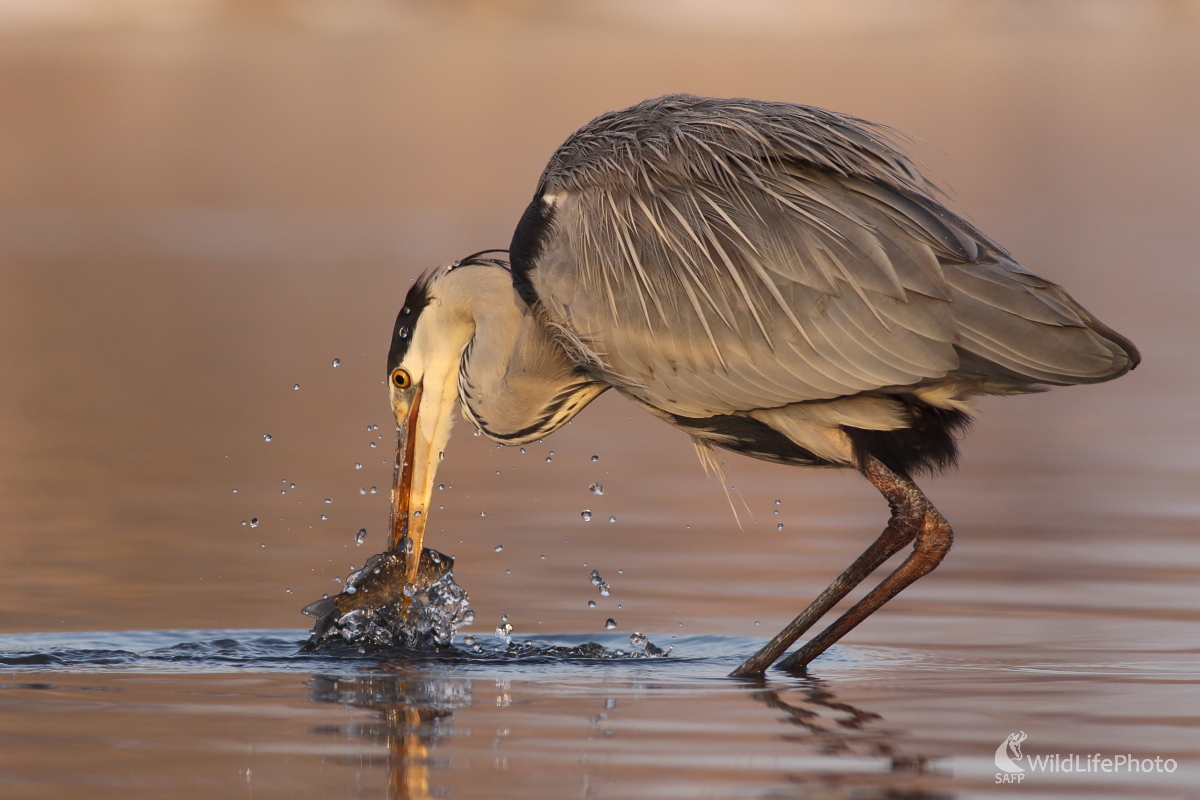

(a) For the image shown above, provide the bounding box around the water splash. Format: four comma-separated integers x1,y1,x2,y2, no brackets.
628,631,670,657
301,548,472,652
589,569,611,597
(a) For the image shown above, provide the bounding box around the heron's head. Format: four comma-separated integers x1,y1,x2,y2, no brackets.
385,254,512,584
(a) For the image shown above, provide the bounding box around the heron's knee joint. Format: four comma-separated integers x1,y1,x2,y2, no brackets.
910,516,953,572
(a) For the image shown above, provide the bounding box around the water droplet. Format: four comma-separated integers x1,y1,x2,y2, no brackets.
399,536,413,554
250,518,259,527
355,528,367,545
472,428,482,437
608,516,616,523
589,483,604,495
358,487,366,495
398,326,409,339
480,511,486,517
289,483,295,489
519,447,526,454
354,462,362,470
240,520,247,526
463,634,476,646
369,442,377,448
260,543,266,548
320,514,328,521
293,383,300,390
591,455,600,462
500,614,508,623
324,498,333,504
280,489,286,495
332,358,340,367
369,486,377,494
494,544,504,553
777,523,784,531
755,620,760,626
263,434,273,442
539,554,546,560
605,618,617,630
232,488,238,493
545,456,552,463
600,586,610,597
463,610,475,625
496,622,514,640
590,570,603,586
285,588,292,593
775,499,782,506
588,600,596,608
773,509,779,515
581,510,592,521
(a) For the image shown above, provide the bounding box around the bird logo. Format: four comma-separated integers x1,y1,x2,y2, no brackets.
995,731,1028,774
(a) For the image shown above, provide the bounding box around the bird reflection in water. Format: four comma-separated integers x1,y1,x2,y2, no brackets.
751,678,950,798
309,673,472,800
307,672,946,799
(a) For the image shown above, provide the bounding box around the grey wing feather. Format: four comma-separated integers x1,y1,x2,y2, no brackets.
520,94,1138,417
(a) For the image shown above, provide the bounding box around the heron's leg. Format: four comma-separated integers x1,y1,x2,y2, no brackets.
775,463,953,672
730,457,927,678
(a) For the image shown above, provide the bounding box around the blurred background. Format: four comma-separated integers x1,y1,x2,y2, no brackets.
0,0,1196,639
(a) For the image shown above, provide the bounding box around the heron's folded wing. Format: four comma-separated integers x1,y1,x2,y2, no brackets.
517,96,1136,417
528,167,960,416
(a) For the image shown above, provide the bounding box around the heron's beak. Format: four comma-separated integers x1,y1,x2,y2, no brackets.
389,374,456,590
390,380,424,546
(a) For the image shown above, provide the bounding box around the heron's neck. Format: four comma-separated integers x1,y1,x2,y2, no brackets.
458,281,606,445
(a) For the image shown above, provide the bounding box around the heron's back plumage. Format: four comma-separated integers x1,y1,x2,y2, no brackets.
510,94,1139,475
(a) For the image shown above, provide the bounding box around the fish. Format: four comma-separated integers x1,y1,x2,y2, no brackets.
301,546,468,652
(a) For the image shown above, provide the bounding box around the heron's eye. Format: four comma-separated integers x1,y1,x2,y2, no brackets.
391,368,412,389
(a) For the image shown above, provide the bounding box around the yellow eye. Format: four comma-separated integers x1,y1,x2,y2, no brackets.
391,368,412,389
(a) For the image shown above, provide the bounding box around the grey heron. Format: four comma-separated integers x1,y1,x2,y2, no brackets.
384,94,1139,676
